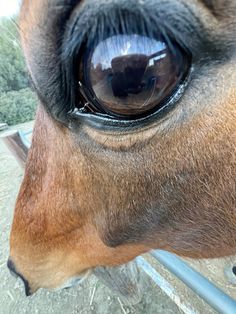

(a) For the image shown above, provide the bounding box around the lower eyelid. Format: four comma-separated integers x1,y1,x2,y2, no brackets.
69,67,192,132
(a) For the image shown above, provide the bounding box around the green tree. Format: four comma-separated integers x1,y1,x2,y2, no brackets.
0,88,37,125
0,16,37,125
0,17,28,93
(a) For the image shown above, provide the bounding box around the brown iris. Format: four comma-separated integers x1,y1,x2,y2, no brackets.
80,34,190,119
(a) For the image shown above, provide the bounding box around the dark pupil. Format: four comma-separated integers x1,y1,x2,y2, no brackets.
83,34,188,118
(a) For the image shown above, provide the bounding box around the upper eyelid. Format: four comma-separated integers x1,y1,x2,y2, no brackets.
62,0,220,63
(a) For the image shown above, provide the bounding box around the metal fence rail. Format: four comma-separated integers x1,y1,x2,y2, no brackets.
145,251,236,314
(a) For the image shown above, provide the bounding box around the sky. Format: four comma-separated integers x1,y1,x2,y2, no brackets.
92,35,166,70
0,0,21,17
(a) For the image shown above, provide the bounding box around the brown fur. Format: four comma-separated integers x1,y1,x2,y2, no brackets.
9,0,236,292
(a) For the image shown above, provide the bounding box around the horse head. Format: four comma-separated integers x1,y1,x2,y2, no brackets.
8,0,236,295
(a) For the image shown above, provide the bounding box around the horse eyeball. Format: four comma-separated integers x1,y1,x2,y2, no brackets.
78,33,191,120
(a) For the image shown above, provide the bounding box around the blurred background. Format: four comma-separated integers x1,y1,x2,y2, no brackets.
0,0,37,128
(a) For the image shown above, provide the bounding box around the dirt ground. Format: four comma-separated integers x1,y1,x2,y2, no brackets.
1,122,236,314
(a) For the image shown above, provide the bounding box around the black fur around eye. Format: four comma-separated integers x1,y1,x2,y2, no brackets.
76,33,191,120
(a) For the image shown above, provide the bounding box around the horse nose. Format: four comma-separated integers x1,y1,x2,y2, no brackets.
7,258,18,278
7,258,32,296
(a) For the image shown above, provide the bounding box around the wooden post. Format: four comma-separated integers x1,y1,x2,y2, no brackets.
94,260,143,305
3,131,29,168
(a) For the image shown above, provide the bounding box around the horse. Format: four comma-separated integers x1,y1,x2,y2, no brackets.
7,0,236,296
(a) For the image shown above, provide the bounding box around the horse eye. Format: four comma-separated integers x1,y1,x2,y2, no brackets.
77,34,191,120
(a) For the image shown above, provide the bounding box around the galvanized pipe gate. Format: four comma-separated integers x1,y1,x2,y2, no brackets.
137,251,236,314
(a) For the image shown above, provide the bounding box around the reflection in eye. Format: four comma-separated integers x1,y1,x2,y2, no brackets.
78,34,191,119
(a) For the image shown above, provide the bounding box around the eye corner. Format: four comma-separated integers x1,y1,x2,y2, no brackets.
69,64,193,132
